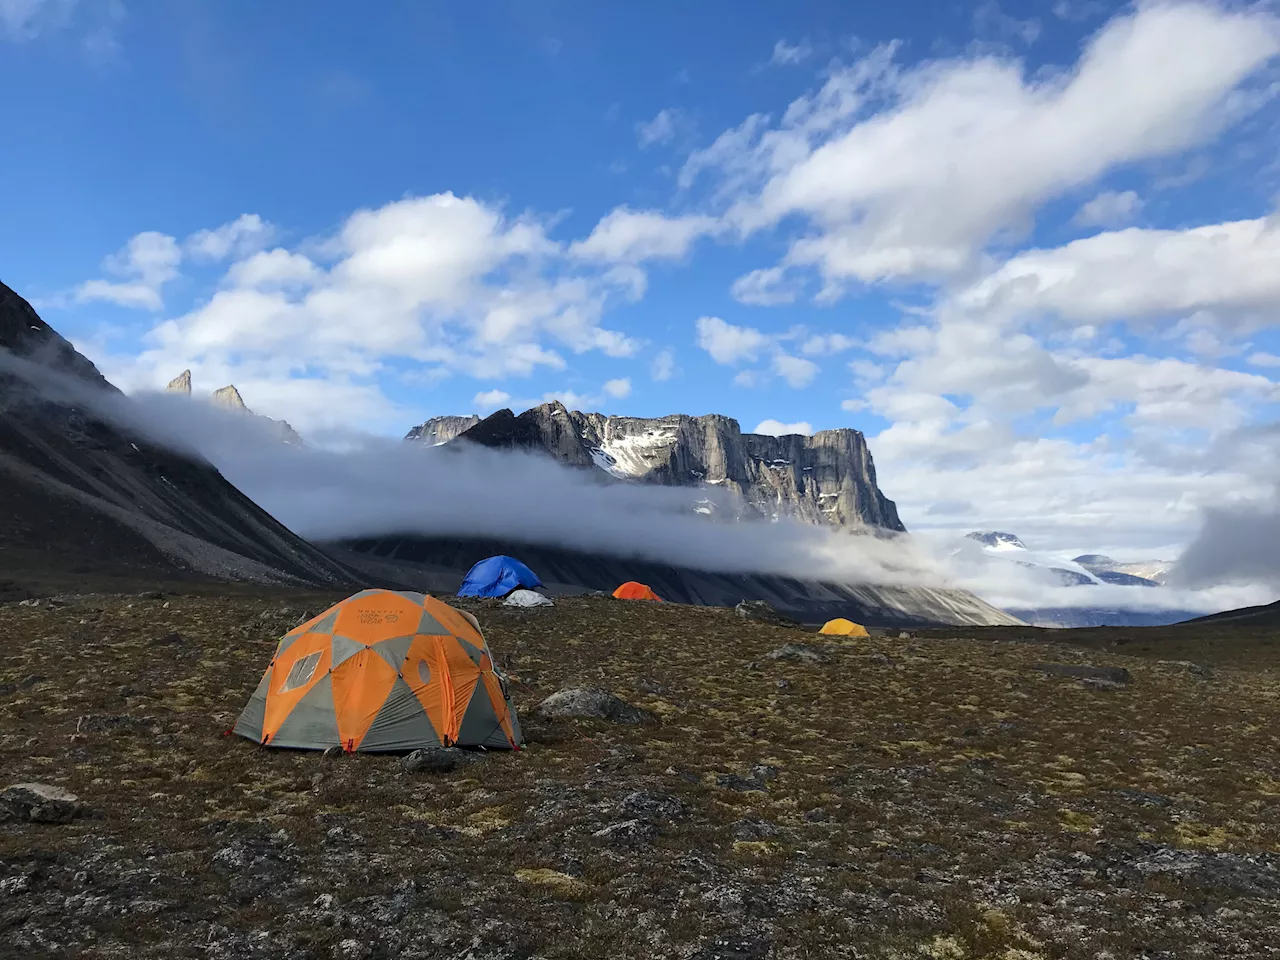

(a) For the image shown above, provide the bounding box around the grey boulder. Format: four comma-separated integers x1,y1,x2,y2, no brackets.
400,747,476,773
1,783,84,823
734,600,799,628
765,643,830,664
534,687,655,724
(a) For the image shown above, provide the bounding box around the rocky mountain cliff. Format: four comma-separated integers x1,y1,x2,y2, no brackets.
0,281,354,589
406,415,481,446
167,371,303,446
406,402,905,531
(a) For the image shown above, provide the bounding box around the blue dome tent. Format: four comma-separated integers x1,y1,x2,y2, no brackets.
457,555,543,599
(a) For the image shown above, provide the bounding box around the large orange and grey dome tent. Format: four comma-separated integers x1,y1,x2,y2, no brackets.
613,581,663,602
234,589,521,752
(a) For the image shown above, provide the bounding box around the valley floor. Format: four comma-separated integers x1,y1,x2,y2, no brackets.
2,593,1279,958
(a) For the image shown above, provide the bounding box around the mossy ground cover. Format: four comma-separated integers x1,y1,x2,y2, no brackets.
2,592,1279,958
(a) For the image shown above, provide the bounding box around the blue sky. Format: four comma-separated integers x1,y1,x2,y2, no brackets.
4,0,1280,557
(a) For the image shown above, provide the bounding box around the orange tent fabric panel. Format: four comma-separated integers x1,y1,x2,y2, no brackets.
613,581,663,601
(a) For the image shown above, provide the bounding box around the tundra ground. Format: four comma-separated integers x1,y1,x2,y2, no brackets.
2,592,1279,959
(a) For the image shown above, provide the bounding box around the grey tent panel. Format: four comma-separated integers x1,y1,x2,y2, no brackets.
310,609,340,634
453,635,485,666
331,634,366,670
416,609,450,636
358,676,442,752
233,670,272,741
456,683,512,748
371,634,415,673
269,674,340,749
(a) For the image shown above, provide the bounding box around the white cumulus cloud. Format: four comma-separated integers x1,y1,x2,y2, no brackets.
1073,189,1143,228
696,316,769,365
75,231,182,310
684,2,1280,294
753,418,814,436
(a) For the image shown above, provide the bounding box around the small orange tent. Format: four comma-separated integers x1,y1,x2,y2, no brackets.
613,581,663,602
234,589,520,752
819,618,869,637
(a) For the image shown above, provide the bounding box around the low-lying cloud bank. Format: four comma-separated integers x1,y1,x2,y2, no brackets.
1169,491,1280,592
2,347,1272,618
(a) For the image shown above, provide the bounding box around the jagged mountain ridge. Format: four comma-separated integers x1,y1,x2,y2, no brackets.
407,403,906,531
0,281,355,588
167,370,304,446
405,415,480,446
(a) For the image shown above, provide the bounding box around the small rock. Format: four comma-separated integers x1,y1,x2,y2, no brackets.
534,687,656,725
592,818,658,846
1033,663,1132,686
334,939,372,960
151,632,184,647
775,679,790,690
717,774,765,793
635,678,671,695
17,599,40,607
734,600,799,628
325,825,363,845
732,819,779,840
75,714,153,735
0,875,31,895
898,631,912,639
320,745,344,760
1080,677,1127,691
1156,659,1213,679
401,747,473,773
620,790,685,820
869,653,895,667
765,643,830,663
137,591,164,600
313,893,336,910
1,783,84,823
1114,788,1174,808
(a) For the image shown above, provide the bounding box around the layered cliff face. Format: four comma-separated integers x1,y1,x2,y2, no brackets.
408,401,905,531
405,415,481,446
167,371,304,446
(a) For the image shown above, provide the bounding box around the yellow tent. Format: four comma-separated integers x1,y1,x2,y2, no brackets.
819,618,869,637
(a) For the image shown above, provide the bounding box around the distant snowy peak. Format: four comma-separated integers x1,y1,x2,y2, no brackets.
964,532,1165,591
966,531,1028,551
1073,554,1171,585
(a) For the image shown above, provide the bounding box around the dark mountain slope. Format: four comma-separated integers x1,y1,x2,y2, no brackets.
0,280,358,591
1181,598,1280,628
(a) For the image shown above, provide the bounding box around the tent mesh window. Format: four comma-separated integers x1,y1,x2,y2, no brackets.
279,651,322,693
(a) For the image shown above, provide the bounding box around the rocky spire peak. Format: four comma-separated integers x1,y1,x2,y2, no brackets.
167,370,192,394
211,385,248,412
